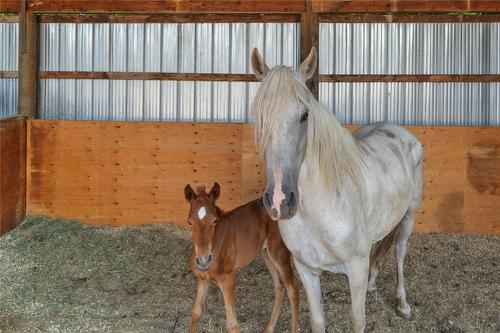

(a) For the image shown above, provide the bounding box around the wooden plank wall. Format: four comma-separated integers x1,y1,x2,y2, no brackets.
27,121,241,227
0,119,26,234
27,121,500,235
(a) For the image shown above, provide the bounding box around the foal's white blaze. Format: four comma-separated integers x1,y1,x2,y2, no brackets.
197,206,206,220
271,166,286,217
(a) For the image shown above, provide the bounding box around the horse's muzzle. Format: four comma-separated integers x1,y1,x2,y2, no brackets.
263,187,298,221
195,253,213,271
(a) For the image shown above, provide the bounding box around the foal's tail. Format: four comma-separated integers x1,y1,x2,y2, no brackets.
370,222,402,265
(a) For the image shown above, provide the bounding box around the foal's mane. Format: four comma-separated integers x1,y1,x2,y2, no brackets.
251,66,365,196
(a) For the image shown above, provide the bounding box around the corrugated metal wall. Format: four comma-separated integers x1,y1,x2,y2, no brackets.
4,21,500,125
0,22,18,119
319,23,500,125
38,22,300,122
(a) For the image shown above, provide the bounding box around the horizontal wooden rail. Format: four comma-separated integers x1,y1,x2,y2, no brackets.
38,13,300,23
0,71,18,79
0,15,18,22
38,71,258,82
27,1,306,14
320,13,500,23
313,0,500,13
319,74,500,83
36,72,500,83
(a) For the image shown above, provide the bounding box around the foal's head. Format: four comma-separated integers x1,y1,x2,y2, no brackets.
184,183,221,271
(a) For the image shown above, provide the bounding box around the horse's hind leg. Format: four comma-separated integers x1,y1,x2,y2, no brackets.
261,250,286,333
394,209,415,320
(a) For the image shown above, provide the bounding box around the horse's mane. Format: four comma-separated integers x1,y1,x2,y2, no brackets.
251,66,365,197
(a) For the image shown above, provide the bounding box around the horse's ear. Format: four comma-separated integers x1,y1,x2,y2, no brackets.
298,47,317,81
184,184,196,202
251,48,269,81
209,182,220,201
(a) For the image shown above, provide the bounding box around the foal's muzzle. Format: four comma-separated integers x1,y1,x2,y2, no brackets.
195,253,213,271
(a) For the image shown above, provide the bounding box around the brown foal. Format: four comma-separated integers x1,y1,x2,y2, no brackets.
184,183,299,333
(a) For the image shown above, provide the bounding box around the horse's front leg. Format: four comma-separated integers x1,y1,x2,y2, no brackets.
345,256,370,333
217,274,240,333
294,258,325,333
189,278,210,333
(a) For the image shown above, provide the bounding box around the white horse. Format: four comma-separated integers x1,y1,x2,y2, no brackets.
250,48,423,333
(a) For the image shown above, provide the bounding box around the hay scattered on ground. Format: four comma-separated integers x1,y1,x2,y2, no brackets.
0,216,498,332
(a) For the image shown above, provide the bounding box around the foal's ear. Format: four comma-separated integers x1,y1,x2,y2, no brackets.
251,48,270,81
298,47,317,81
209,182,220,201
184,184,196,202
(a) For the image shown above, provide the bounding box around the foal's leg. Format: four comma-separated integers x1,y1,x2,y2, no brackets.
294,258,324,333
367,262,379,293
217,274,240,333
266,243,299,333
189,279,210,333
261,250,286,333
345,256,370,333
394,210,415,320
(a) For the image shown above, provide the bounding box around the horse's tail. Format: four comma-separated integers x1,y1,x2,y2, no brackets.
370,222,401,265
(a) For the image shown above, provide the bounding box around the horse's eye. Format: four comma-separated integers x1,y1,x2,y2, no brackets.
212,218,218,225
188,219,192,225
300,112,309,123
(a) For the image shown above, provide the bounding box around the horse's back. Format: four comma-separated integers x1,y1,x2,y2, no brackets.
354,122,422,166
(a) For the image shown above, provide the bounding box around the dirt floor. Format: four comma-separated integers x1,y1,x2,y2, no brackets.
0,216,498,333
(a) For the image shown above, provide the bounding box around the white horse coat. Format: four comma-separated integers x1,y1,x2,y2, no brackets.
251,48,423,333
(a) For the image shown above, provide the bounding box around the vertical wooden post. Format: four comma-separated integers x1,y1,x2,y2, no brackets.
300,0,319,99
18,1,37,119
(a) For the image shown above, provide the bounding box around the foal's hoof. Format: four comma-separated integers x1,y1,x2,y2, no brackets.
396,306,412,320
367,285,377,293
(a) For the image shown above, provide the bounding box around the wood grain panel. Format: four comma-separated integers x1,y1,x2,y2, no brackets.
464,127,500,235
0,119,26,234
27,121,242,227
26,121,500,235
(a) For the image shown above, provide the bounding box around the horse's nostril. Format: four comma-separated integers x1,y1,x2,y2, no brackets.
195,256,201,267
206,253,212,264
288,191,296,209
264,191,272,207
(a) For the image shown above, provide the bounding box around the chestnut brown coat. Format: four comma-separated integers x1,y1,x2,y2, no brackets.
184,183,299,333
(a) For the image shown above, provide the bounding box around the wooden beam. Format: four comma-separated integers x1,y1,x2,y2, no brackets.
313,0,500,13
28,1,306,13
18,8,38,119
0,15,18,22
38,71,259,82
0,1,20,13
320,13,500,23
0,119,26,234
319,74,500,83
300,0,319,98
38,13,301,23
0,71,18,79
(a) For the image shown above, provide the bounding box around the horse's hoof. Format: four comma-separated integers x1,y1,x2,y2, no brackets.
396,306,412,320
367,285,377,293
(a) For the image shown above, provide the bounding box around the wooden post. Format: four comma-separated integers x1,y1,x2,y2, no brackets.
300,0,319,99
18,2,37,119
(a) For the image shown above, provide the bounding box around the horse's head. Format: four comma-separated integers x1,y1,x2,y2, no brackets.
251,47,317,221
184,183,220,271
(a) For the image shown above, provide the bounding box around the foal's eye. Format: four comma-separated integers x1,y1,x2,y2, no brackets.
300,112,309,123
188,219,192,225
212,218,218,225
